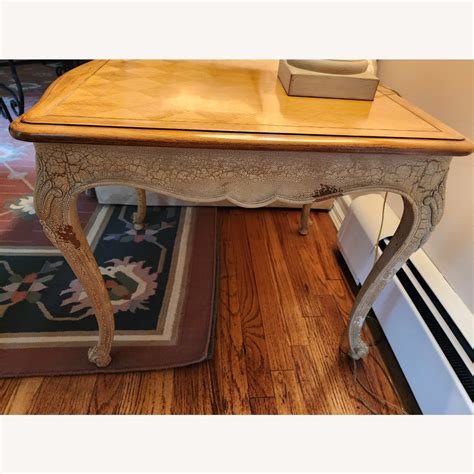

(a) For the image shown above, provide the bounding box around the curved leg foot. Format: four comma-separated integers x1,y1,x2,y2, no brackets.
299,203,312,235
133,188,147,230
348,339,369,360
347,189,446,359
35,153,115,367
88,345,112,367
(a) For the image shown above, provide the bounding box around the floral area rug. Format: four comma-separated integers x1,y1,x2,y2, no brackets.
0,62,218,376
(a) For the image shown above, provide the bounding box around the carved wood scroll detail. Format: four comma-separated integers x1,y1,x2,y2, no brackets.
34,143,451,367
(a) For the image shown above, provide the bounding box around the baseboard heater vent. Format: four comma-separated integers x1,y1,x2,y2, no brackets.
336,194,473,414
380,238,473,402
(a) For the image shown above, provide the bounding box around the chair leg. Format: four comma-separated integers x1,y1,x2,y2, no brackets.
133,188,147,230
299,203,312,235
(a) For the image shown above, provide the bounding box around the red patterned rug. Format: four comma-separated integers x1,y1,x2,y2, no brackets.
0,63,218,377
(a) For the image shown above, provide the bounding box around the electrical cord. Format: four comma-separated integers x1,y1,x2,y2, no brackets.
381,85,402,97
374,192,389,267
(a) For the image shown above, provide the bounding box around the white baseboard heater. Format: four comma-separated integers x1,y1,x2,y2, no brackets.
334,195,473,415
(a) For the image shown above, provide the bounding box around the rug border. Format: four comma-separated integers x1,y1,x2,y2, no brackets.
0,207,218,377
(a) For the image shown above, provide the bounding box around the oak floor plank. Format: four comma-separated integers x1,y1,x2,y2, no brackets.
28,375,97,414
120,373,149,414
276,210,331,301
243,211,295,371
145,370,175,414
0,379,22,413
271,370,308,415
212,239,251,414
4,377,43,414
116,371,174,415
88,374,126,414
290,345,333,414
58,375,97,414
262,212,309,346
109,373,142,414
327,278,358,318
249,397,278,415
226,212,275,399
171,361,219,415
316,294,341,321
310,212,347,281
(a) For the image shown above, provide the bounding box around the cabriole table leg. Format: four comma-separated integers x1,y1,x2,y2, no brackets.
133,188,147,230
34,153,115,368
299,203,312,236
347,181,447,359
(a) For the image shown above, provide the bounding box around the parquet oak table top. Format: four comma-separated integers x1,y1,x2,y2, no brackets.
13,60,471,154
10,60,473,368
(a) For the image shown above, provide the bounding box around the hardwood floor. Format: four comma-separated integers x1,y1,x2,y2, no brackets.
0,208,419,415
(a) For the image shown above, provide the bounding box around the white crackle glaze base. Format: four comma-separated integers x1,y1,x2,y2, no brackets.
34,143,451,367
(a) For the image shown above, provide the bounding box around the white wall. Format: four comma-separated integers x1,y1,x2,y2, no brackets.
376,60,473,312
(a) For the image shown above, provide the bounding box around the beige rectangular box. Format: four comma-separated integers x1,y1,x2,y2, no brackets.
278,60,379,101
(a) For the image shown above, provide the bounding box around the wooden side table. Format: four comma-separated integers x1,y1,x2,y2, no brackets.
10,60,473,368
